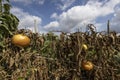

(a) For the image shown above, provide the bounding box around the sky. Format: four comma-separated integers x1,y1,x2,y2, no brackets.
9,0,120,33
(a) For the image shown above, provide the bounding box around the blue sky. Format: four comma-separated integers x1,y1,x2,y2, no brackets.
10,0,120,33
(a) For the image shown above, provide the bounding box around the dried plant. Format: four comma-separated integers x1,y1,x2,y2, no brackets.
0,29,120,80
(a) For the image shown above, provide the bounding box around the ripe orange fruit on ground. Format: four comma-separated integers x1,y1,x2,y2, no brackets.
82,60,93,71
12,34,30,47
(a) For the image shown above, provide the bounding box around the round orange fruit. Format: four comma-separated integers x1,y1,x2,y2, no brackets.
12,34,30,47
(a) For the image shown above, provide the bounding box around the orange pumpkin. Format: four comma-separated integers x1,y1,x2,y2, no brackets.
12,34,30,47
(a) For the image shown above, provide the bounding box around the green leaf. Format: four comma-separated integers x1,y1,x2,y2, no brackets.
0,23,13,35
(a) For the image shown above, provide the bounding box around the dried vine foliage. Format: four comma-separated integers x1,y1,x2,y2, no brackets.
0,29,120,80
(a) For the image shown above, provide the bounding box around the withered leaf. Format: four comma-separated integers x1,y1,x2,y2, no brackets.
9,57,14,68
15,53,19,62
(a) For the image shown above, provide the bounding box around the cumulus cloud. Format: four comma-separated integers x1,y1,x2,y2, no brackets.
44,21,59,31
11,7,43,33
44,0,120,32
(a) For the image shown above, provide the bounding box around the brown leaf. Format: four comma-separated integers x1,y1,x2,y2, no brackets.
9,57,14,68
15,53,19,67
15,53,19,62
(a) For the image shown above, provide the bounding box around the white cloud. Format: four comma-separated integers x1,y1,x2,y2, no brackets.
50,13,58,19
11,7,43,33
57,0,76,10
111,7,120,32
10,7,29,18
44,21,59,31
44,0,120,32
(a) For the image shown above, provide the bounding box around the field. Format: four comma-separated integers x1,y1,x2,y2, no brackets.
0,29,120,80
0,0,120,80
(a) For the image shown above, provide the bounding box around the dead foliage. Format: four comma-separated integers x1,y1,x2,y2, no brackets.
0,29,120,80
